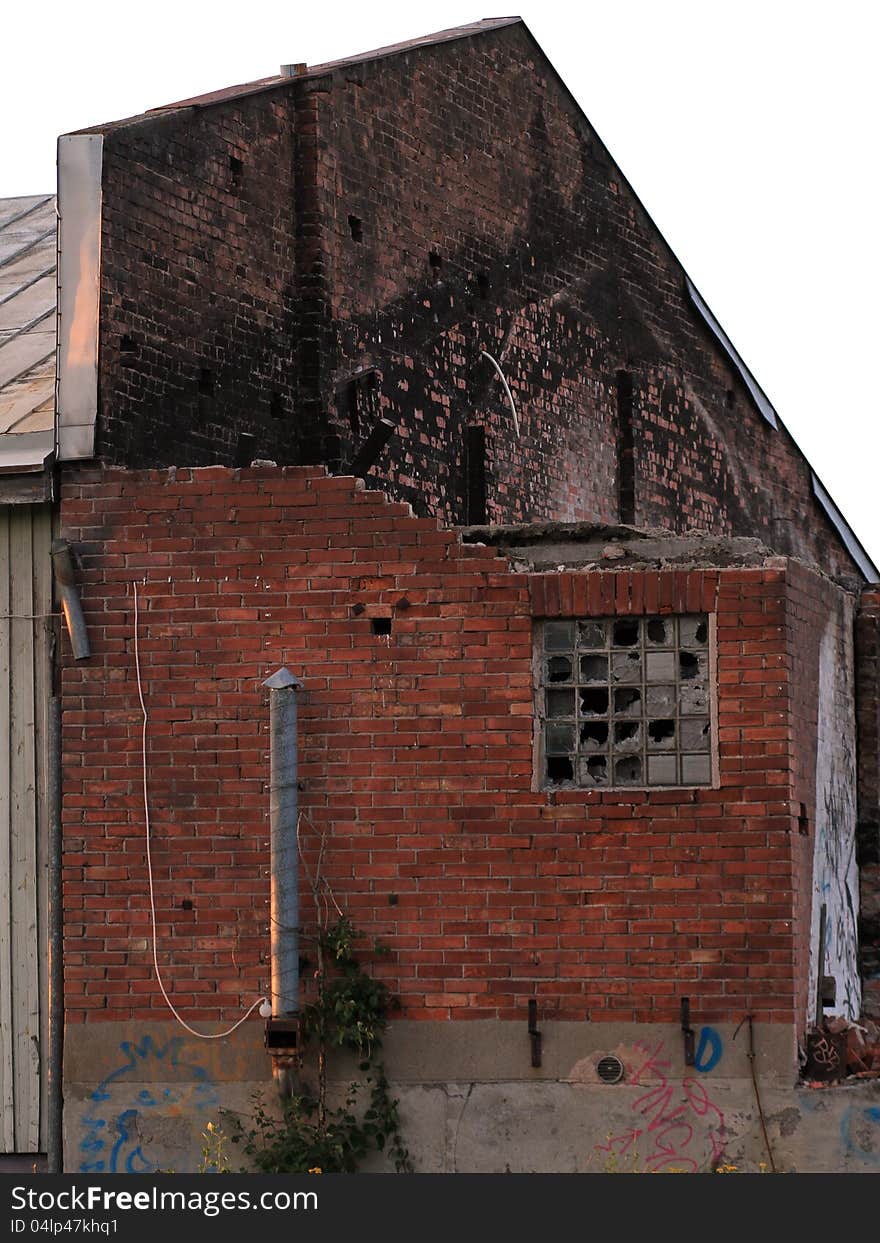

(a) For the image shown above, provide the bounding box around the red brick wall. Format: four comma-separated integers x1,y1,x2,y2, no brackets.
59,465,823,1030
88,24,860,578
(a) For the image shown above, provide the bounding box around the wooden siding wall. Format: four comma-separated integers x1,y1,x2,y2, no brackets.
0,504,52,1152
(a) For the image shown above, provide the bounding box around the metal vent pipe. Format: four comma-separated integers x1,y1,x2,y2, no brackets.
51,539,90,660
263,667,303,1007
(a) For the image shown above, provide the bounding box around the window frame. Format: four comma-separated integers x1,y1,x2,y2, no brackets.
532,611,720,793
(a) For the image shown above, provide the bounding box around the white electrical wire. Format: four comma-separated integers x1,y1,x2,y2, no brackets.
480,349,521,438
133,580,268,1038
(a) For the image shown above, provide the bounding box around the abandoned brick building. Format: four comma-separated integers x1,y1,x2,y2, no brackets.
2,17,880,1172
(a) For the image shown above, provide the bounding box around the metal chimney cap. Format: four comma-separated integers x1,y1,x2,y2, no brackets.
280,63,308,78
263,667,303,690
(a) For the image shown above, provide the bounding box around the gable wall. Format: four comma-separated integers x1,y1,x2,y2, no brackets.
89,27,860,579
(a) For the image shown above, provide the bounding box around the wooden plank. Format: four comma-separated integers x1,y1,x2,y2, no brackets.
9,507,40,1151
0,508,15,1150
32,505,52,1152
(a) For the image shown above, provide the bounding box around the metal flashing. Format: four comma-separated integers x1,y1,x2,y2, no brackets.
685,276,778,429
56,134,102,461
811,472,879,583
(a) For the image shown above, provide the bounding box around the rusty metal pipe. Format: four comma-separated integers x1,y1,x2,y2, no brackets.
51,539,89,660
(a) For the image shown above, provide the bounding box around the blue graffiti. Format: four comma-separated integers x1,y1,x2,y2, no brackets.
694,1026,723,1073
840,1105,880,1166
78,1035,218,1173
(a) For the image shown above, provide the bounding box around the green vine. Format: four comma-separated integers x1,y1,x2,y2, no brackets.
228,916,412,1174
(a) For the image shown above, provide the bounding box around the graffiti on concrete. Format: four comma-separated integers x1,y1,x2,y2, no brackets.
78,1035,218,1173
592,1039,727,1173
840,1105,880,1167
694,1026,723,1073
810,611,860,1021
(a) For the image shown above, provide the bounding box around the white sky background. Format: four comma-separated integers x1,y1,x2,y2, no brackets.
3,1,877,568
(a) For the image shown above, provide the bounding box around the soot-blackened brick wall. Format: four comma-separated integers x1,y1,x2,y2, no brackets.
93,96,301,468
87,22,861,579
60,465,843,1032
315,25,850,575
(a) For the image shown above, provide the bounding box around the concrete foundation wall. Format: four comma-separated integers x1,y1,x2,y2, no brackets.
63,1020,880,1174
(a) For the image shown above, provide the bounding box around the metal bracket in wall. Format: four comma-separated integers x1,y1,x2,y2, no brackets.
681,997,695,1067
349,417,396,479
528,999,542,1068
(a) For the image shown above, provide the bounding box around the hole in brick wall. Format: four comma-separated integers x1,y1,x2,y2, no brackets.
180,899,194,911
388,893,399,906
199,367,214,396
546,755,573,783
229,154,243,183
270,391,284,420
616,369,635,526
120,335,138,367
343,379,360,436
235,432,256,469
466,425,487,525
429,250,442,276
726,388,735,407
371,617,392,636
477,271,490,295
348,214,363,242
339,369,382,438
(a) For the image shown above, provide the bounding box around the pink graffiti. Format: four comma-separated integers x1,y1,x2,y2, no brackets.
593,1039,727,1173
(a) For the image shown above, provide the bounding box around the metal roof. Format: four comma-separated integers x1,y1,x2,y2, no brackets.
0,195,56,468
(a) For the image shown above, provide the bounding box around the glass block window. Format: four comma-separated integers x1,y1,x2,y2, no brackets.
538,615,713,788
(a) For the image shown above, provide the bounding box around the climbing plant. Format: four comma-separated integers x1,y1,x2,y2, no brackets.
227,820,412,1174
